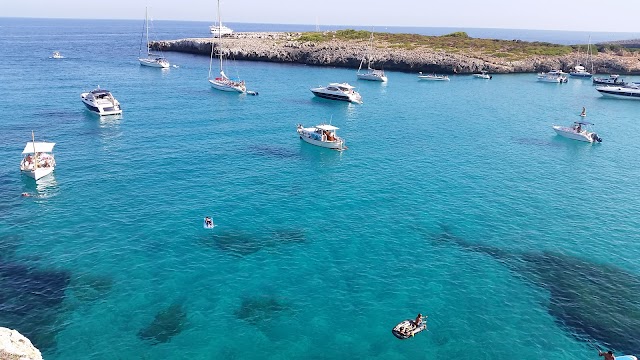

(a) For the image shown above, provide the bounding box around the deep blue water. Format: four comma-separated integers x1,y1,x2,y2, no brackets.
1,18,640,359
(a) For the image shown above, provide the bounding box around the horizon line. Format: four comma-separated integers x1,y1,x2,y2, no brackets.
1,16,639,35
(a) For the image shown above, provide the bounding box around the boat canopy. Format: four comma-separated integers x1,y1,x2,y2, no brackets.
574,121,594,125
316,124,339,131
330,82,355,89
22,142,55,154
90,89,111,95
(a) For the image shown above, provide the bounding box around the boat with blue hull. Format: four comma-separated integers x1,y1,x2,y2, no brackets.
310,83,362,104
596,85,640,100
80,88,122,116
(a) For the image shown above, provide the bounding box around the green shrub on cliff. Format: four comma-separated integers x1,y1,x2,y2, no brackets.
443,31,470,38
298,32,327,42
295,29,575,60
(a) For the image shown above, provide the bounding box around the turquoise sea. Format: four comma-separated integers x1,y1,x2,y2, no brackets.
1,18,640,359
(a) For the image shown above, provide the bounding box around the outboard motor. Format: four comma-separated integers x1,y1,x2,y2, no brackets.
591,133,602,143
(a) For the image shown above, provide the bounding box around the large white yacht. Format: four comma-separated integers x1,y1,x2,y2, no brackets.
297,124,346,150
209,23,233,36
552,121,602,143
537,70,568,83
310,83,362,104
596,85,640,100
20,132,56,181
81,88,122,116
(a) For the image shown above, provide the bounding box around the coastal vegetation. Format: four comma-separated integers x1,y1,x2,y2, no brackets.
297,29,574,60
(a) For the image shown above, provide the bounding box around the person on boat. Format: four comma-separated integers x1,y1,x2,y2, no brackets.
598,350,615,360
581,107,587,116
576,123,582,133
204,217,214,227
413,313,424,327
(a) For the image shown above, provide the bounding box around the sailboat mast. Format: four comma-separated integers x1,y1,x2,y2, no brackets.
145,7,150,56
218,0,223,72
588,35,593,74
31,131,38,170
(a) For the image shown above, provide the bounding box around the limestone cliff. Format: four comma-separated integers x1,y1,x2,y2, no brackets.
0,328,42,360
151,32,640,74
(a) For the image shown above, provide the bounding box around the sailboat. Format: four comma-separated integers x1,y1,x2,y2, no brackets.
569,36,593,78
208,0,247,93
20,131,56,181
357,32,387,82
138,7,170,68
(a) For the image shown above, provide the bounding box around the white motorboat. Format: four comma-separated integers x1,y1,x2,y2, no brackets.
473,71,492,79
537,70,568,83
569,65,592,78
596,85,640,100
208,0,247,93
418,72,450,81
357,32,387,82
593,74,626,86
81,88,122,116
209,23,233,36
138,7,170,68
20,132,56,181
310,83,362,104
51,51,64,59
297,124,347,150
552,121,602,143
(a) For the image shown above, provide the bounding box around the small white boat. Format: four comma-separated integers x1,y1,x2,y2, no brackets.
418,72,450,81
138,7,170,68
81,88,122,116
392,319,427,340
569,65,592,78
297,124,347,150
310,83,362,104
20,132,56,181
51,51,64,59
552,121,602,143
473,71,492,79
596,85,640,100
209,23,233,36
357,32,387,82
537,70,568,83
593,74,626,86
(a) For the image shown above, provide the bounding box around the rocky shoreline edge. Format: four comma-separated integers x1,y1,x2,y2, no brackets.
151,32,640,75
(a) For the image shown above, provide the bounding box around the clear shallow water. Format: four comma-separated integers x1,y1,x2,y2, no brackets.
1,18,640,359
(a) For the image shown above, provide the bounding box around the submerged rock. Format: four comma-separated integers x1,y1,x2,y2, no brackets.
0,327,42,360
235,295,288,324
434,225,640,354
138,302,187,345
0,260,71,350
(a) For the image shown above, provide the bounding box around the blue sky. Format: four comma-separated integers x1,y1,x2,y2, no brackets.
5,0,640,33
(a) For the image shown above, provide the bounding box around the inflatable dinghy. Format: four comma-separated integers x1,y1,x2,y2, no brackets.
392,319,427,339
203,217,216,229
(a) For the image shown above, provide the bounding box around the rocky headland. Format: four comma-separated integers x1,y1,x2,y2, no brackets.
0,328,42,360
151,30,640,74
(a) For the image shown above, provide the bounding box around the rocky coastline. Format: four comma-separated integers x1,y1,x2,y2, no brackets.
0,328,42,360
151,32,640,75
